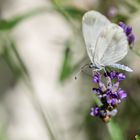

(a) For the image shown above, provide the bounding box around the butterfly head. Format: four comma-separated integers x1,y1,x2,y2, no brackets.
89,63,105,72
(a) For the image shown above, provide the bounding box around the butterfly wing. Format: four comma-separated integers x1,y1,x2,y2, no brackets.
82,11,110,63
94,23,128,66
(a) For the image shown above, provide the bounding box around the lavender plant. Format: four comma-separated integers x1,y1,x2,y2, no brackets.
118,22,135,47
90,71,127,122
90,22,135,122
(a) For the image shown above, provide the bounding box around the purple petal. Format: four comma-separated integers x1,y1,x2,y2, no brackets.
111,98,118,105
106,90,112,95
117,89,127,100
90,107,99,116
117,73,125,81
107,98,112,104
126,26,132,35
92,73,101,83
107,98,118,105
110,71,117,79
107,94,118,105
128,33,135,45
110,93,118,98
118,22,127,30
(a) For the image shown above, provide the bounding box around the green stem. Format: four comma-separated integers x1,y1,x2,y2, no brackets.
107,120,123,140
26,83,59,140
2,35,60,140
131,48,140,57
50,0,80,34
94,92,123,140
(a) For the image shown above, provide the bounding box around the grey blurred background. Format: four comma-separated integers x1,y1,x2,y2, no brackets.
0,0,140,140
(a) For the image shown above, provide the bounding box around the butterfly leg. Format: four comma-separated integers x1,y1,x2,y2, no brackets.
92,67,103,75
103,67,107,74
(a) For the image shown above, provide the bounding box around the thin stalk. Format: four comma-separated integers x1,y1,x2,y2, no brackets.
3,36,60,140
50,0,81,34
18,71,61,140
9,39,29,76
131,48,140,57
94,92,123,140
26,82,59,140
107,120,123,140
16,60,61,140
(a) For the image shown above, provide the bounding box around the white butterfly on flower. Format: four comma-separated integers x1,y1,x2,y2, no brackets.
82,11,133,72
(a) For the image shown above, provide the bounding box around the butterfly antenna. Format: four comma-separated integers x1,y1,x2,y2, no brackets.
74,64,89,80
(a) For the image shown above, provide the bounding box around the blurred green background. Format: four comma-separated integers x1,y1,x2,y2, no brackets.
0,0,140,140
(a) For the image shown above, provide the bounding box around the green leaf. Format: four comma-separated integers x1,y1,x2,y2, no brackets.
0,7,47,30
1,38,29,81
59,42,72,81
113,14,128,23
10,40,29,76
63,7,85,19
107,120,123,140
137,0,140,4
135,135,140,140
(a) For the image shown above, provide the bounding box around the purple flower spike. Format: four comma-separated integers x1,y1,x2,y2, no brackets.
90,71,127,122
92,73,101,83
128,33,135,45
90,107,99,116
117,73,125,81
126,26,132,35
117,89,127,100
118,21,135,46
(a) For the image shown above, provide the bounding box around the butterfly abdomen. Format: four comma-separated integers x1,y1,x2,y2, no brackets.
110,63,133,72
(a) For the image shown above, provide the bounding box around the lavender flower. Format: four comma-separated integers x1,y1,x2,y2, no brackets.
117,73,125,81
90,71,127,122
117,88,127,100
90,107,100,116
92,72,101,83
118,22,135,46
107,6,118,18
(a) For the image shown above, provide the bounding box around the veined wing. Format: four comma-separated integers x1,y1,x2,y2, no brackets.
82,11,110,63
110,63,133,72
94,23,128,66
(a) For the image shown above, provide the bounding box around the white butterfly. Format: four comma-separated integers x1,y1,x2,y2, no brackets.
82,11,133,72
